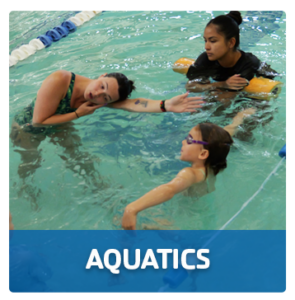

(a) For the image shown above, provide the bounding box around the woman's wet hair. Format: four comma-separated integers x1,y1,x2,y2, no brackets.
206,11,242,50
197,123,234,176
105,72,135,102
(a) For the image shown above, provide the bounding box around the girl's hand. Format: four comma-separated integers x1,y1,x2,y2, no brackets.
165,92,204,113
76,101,104,117
122,206,137,230
239,107,256,117
224,74,249,90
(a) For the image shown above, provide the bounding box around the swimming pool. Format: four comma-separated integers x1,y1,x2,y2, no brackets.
9,11,286,230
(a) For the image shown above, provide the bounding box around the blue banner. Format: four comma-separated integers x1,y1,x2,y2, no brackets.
9,230,285,292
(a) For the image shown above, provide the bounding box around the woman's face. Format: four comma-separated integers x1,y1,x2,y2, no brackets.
203,24,233,61
84,74,120,105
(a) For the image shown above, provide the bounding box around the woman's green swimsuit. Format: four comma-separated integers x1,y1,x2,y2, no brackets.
14,72,77,134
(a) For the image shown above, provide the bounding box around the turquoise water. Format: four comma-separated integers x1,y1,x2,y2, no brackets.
9,11,286,230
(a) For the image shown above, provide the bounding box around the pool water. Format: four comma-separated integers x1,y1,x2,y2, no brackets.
9,11,286,230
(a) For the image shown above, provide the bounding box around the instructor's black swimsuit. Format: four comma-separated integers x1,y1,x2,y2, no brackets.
186,51,278,84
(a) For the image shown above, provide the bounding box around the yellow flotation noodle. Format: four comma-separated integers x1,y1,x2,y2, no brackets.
172,57,283,100
243,77,283,100
172,57,195,74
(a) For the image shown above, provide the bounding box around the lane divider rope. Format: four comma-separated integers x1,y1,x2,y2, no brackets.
9,11,102,67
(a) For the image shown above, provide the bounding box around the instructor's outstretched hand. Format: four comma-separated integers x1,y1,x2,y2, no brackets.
165,92,204,113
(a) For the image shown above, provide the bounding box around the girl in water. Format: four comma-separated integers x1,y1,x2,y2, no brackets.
121,108,255,230
185,11,278,94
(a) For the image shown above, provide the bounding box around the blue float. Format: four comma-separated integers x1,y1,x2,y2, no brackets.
45,29,62,42
54,25,69,38
279,144,295,159
61,20,77,32
36,35,52,47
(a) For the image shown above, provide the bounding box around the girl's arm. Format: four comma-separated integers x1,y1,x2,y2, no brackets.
108,92,204,113
223,108,256,136
122,168,203,230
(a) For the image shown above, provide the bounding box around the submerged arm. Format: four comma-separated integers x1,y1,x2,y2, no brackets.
185,80,225,93
186,75,249,93
224,108,256,136
122,168,200,230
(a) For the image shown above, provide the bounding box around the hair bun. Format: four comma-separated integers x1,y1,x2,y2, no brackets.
228,11,242,25
128,80,136,93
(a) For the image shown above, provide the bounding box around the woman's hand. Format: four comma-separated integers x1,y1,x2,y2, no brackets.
122,205,137,230
224,74,249,90
75,101,104,117
165,92,204,113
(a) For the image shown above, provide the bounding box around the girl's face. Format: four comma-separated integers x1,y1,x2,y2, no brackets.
84,74,120,105
180,127,208,163
203,24,234,61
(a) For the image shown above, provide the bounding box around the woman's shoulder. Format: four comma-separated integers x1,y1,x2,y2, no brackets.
240,51,260,66
38,71,73,99
46,70,72,85
41,71,73,92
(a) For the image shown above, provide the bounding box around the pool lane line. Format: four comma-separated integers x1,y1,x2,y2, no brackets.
203,156,286,247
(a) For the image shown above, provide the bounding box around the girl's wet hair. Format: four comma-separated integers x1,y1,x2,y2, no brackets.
198,123,234,176
206,11,242,50
105,72,135,102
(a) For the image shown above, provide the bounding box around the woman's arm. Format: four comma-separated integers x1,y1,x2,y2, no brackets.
37,101,103,125
122,168,202,230
108,92,204,113
185,80,225,93
186,75,249,93
32,71,72,124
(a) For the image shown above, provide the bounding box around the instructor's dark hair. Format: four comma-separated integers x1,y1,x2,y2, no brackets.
105,72,136,102
206,11,242,50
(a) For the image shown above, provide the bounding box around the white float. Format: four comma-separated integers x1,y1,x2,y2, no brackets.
11,48,28,60
75,12,91,23
19,44,36,56
82,11,96,19
68,16,83,26
9,55,18,67
29,38,45,50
